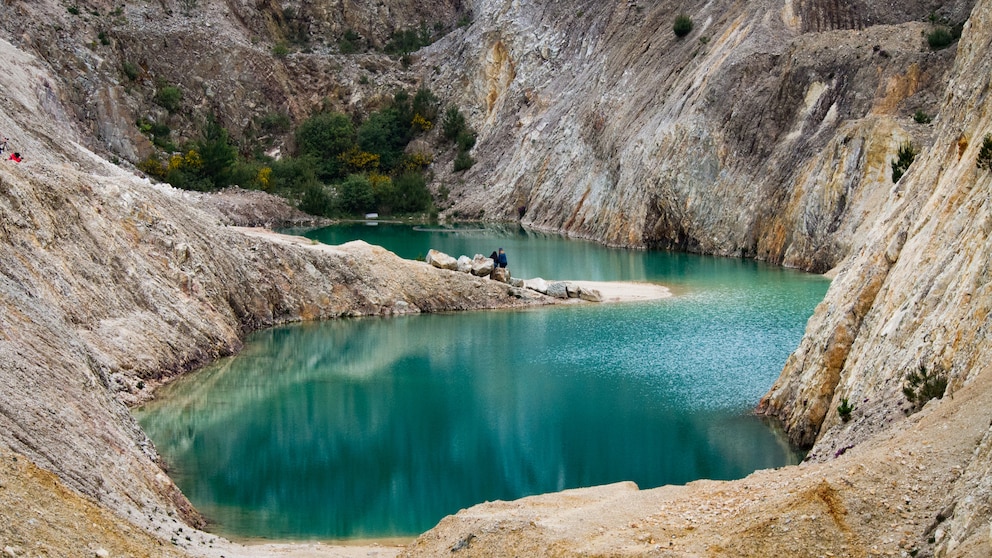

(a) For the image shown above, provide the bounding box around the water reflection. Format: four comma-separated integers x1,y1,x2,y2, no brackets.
137,225,829,540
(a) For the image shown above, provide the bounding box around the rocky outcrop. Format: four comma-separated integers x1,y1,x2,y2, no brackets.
0,33,556,554
420,0,971,272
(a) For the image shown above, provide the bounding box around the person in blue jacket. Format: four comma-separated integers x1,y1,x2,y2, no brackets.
497,248,508,268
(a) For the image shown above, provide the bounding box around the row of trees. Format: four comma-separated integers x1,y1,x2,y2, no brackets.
137,87,477,218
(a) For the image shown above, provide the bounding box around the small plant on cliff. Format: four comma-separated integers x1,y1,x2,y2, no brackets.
913,110,932,124
272,42,290,58
977,134,992,171
154,85,183,113
927,26,955,50
837,397,854,422
122,61,140,81
339,29,362,54
673,14,694,38
903,362,948,412
891,141,917,183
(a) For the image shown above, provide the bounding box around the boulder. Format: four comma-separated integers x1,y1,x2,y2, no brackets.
456,255,473,273
491,267,510,283
523,277,549,294
426,249,458,270
546,281,569,299
471,254,495,276
565,282,581,298
578,286,603,302
509,277,524,288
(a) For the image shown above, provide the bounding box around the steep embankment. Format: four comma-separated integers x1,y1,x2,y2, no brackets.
0,35,551,556
422,0,972,271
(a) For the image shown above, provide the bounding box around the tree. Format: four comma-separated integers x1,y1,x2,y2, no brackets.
295,112,356,181
338,174,376,214
195,116,237,189
358,108,409,172
442,106,467,142
891,141,917,183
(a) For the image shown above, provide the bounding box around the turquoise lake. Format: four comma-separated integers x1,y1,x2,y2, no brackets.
136,224,830,541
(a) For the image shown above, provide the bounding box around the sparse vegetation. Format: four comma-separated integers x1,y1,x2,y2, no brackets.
339,29,362,54
927,26,955,50
837,398,854,422
673,14,693,38
977,134,992,171
272,42,290,58
453,151,474,172
442,106,477,172
142,87,440,218
154,85,183,113
891,141,917,183
903,362,948,412
913,110,932,124
122,61,139,81
384,23,436,55
67,5,80,15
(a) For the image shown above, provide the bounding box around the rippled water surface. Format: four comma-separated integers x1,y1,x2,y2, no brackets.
136,224,830,540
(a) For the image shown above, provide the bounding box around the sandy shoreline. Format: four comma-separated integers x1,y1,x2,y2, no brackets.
566,280,672,302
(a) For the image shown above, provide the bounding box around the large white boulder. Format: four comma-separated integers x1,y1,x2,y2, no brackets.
523,277,549,294
426,249,458,270
456,255,473,273
471,254,495,276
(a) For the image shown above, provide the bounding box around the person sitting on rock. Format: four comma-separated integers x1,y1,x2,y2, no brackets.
497,247,508,268
0,137,8,154
8,152,21,163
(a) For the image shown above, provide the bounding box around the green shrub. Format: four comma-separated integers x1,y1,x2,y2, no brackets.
154,85,183,113
384,23,435,55
454,151,474,172
194,116,237,189
927,26,954,50
977,134,992,171
272,42,290,58
122,61,140,81
295,112,355,181
299,184,336,217
442,106,468,142
67,6,80,15
891,141,917,183
412,87,440,124
673,14,693,38
98,31,110,46
837,398,854,422
339,29,361,54
913,110,932,124
903,363,948,411
259,112,292,135
456,130,477,152
391,172,432,213
269,156,320,194
337,174,376,214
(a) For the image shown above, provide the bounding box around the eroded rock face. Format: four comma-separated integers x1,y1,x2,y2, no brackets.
419,0,969,272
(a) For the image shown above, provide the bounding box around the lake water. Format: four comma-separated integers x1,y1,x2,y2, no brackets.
136,223,830,541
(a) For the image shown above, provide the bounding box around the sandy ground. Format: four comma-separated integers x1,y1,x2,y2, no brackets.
567,280,672,302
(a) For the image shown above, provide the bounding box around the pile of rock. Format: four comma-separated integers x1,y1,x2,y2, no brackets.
425,249,602,302
522,278,602,302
